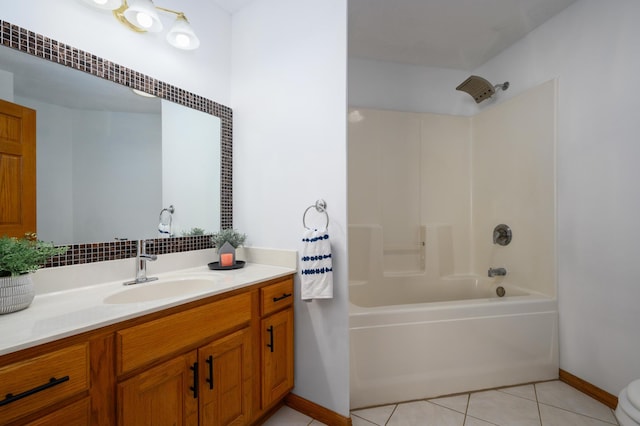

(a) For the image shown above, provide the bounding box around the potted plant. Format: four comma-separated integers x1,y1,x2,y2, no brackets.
0,233,68,314
210,229,247,268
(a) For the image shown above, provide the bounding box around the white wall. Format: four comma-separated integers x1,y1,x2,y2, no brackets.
1,0,231,104
475,0,640,397
162,100,221,236
14,97,74,244
349,57,477,116
349,0,640,396
72,110,161,243
0,69,14,101
231,0,349,416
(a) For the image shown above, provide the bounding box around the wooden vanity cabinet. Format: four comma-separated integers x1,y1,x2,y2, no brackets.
259,278,295,410
0,332,114,426
116,292,254,426
0,274,295,426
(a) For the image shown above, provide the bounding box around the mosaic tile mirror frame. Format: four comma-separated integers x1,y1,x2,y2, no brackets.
0,20,232,267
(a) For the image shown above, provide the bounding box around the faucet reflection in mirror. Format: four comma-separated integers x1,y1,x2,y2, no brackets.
80,0,200,50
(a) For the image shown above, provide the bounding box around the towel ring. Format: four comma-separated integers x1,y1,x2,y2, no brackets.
303,199,329,230
159,205,174,225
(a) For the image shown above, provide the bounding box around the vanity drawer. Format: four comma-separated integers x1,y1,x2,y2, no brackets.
117,292,252,375
0,343,90,424
260,278,294,316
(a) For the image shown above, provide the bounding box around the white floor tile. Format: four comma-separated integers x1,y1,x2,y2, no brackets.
351,415,381,426
467,390,540,426
351,404,396,425
497,384,537,401
262,405,314,426
539,403,619,425
309,420,328,425
536,381,618,424
387,400,465,426
429,394,470,414
464,416,499,426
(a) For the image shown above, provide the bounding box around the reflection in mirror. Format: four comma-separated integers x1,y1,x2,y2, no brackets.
0,45,221,245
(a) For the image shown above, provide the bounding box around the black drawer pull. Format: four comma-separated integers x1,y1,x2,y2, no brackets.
190,362,199,399
273,293,292,302
266,325,274,353
0,376,70,407
205,355,214,390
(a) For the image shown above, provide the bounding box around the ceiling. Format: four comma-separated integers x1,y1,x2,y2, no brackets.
211,0,256,14
212,0,578,70
348,0,578,70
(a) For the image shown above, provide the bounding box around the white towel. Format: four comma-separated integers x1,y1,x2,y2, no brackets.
300,228,333,300
158,223,171,238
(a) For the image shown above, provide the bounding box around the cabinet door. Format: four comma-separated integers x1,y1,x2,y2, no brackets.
261,308,294,408
118,352,198,426
199,327,252,426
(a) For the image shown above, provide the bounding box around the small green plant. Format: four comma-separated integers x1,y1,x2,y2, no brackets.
0,233,68,277
210,229,247,249
182,227,206,237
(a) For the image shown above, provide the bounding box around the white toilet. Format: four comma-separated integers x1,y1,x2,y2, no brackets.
616,379,640,426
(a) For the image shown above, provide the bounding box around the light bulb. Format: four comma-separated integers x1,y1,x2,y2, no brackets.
136,12,154,29
174,34,190,48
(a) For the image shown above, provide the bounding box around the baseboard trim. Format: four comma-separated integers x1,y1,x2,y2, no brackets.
559,369,618,409
285,393,352,426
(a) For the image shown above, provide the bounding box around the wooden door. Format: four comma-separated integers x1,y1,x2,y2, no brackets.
261,308,294,408
199,327,253,426
0,99,36,237
118,352,199,426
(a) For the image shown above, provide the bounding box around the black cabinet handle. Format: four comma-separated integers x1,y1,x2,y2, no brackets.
273,293,292,302
189,362,199,399
266,325,274,353
205,355,214,390
0,376,69,407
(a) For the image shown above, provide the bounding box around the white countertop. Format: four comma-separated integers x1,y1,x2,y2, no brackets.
0,262,295,356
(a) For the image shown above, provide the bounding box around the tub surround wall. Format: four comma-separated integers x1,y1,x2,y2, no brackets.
349,80,556,297
472,80,556,298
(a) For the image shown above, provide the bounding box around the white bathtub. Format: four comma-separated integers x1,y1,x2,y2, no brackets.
349,276,558,409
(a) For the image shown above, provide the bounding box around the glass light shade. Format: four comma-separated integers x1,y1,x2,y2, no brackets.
166,16,200,50
123,0,163,32
81,0,122,10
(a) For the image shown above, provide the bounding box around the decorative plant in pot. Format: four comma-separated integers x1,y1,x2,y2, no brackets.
0,233,68,314
210,229,247,268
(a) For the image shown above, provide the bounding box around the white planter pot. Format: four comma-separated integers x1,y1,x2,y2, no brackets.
0,273,35,314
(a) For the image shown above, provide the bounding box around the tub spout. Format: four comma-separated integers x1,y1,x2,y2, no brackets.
488,267,507,277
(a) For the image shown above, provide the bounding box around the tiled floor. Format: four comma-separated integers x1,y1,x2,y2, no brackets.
264,380,620,425
262,405,328,425
351,381,619,426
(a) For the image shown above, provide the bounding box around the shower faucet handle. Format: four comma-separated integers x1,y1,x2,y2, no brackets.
493,224,512,246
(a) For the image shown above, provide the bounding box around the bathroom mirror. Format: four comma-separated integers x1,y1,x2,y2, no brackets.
0,38,229,245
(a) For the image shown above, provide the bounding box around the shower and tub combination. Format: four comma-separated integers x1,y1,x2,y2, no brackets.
348,79,558,409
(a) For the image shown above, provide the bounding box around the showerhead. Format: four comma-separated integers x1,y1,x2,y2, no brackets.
456,75,509,104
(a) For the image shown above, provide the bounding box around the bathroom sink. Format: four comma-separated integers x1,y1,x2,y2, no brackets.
104,278,217,304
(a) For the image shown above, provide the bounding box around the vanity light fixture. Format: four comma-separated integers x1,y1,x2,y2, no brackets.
80,0,200,50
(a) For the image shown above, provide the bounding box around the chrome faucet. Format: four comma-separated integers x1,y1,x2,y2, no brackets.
124,240,158,285
488,267,507,277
